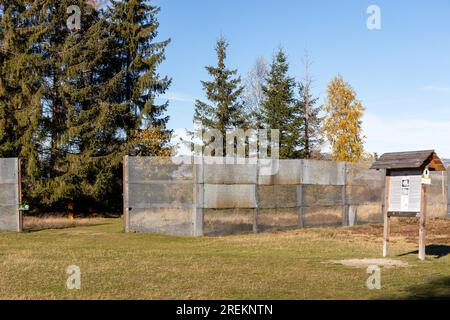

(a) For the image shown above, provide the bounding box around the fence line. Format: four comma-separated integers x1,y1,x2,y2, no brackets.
124,157,448,236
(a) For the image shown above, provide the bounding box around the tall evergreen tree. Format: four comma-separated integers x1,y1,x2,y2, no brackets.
19,0,112,213
108,0,172,154
259,49,297,159
0,1,42,170
193,37,245,156
24,0,77,210
0,0,46,216
36,0,172,213
0,0,172,214
46,1,130,212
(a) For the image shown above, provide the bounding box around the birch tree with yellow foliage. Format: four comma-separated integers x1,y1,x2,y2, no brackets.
323,75,365,162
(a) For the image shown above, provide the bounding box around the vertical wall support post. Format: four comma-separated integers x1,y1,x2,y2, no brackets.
123,156,130,233
383,175,391,257
193,157,204,236
297,159,304,228
253,158,259,233
342,162,349,227
419,183,428,260
17,158,23,232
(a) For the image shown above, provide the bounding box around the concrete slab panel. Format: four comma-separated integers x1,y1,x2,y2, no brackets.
203,184,256,209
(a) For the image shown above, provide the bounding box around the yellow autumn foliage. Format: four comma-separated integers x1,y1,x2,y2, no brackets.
324,75,365,163
131,128,173,157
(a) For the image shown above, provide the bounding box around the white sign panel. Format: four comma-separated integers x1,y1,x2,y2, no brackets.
389,175,421,212
400,178,410,211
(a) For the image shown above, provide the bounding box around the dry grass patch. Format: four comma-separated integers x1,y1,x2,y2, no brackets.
23,216,110,231
0,217,448,299
344,218,450,245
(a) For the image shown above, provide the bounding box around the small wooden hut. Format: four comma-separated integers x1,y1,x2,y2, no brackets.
371,150,446,260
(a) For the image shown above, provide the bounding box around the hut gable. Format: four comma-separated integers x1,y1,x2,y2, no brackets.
370,150,446,171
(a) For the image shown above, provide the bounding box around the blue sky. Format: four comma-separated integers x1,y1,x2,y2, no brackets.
153,0,450,157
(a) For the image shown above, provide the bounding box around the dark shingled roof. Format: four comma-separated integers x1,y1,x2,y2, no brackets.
370,150,446,171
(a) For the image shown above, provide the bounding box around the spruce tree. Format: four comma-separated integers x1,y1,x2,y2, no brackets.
108,0,172,154
25,0,75,210
19,0,111,213
0,0,44,203
0,1,172,214
50,2,128,211
35,0,172,212
259,49,297,159
193,37,245,156
0,2,19,157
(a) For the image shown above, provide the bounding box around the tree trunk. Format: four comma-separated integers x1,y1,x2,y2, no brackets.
68,199,74,220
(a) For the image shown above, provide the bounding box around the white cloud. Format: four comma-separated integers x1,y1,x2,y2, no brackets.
363,113,450,158
421,85,450,93
161,92,196,103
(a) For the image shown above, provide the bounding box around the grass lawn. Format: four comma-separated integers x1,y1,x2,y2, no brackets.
0,217,449,300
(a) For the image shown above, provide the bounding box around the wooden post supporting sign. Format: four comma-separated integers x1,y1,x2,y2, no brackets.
382,176,390,257
419,168,430,260
372,150,445,261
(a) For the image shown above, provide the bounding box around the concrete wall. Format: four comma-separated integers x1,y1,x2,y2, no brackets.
0,158,20,232
428,171,449,218
124,157,195,236
124,157,448,236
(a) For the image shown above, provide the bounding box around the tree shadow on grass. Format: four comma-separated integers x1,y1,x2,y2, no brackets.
24,222,112,233
399,277,450,300
397,245,450,259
